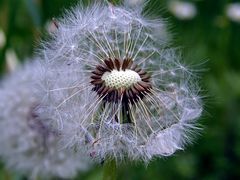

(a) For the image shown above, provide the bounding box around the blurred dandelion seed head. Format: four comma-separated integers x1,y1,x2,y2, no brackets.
0,60,91,179
168,1,197,20
226,3,240,23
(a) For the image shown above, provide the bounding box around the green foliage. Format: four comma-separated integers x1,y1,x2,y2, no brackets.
0,0,240,179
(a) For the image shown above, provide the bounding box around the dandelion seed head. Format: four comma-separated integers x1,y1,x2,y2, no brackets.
39,2,202,163
0,60,91,179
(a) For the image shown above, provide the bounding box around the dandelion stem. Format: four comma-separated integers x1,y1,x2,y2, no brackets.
102,158,117,180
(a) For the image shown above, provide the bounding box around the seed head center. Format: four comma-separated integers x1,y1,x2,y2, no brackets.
91,58,152,103
102,69,141,89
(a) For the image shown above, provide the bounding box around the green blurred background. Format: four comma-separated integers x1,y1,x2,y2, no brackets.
0,0,240,179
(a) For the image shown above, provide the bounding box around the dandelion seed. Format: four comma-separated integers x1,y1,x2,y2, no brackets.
40,2,202,162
